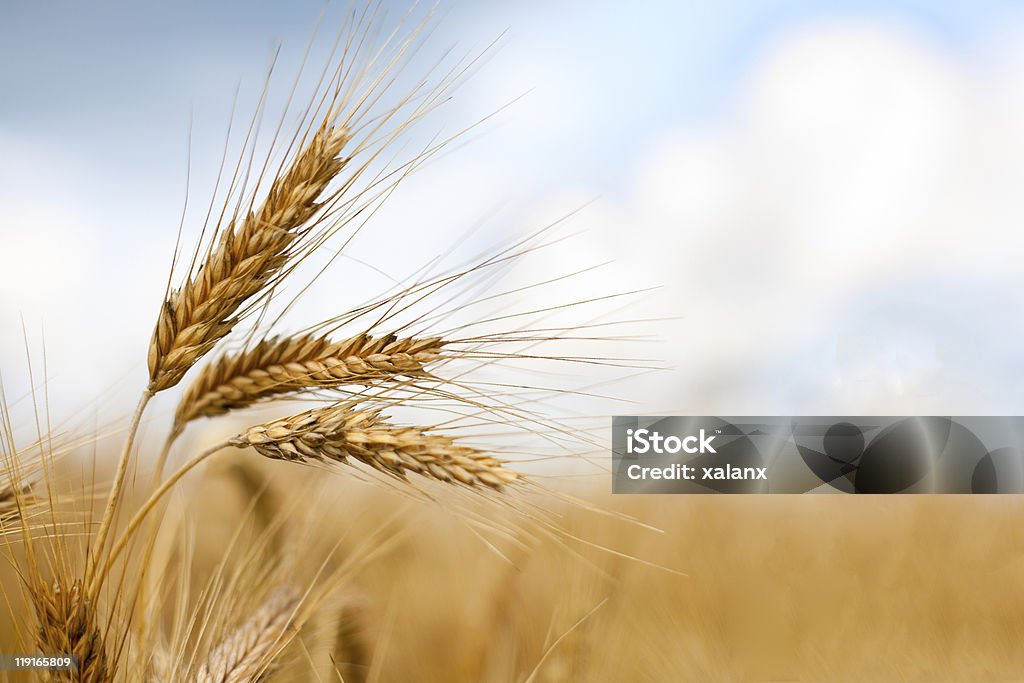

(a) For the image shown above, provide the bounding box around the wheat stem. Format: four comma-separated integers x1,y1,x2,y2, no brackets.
128,432,180,655
152,439,175,490
91,441,229,597
85,389,152,590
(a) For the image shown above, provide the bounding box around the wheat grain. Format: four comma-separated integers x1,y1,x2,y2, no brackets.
171,333,444,437
230,404,520,489
148,123,353,393
34,579,109,683
193,586,300,683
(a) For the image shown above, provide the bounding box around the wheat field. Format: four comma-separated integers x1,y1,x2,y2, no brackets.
1,4,1022,682
6,454,1024,681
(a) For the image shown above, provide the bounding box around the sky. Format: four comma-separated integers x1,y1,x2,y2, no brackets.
2,0,1024,433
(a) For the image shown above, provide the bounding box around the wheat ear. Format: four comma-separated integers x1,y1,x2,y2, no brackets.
34,579,109,683
171,333,444,437
148,123,352,393
193,586,300,683
230,405,520,489
92,119,353,590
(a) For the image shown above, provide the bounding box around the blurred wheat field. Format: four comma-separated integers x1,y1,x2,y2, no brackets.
6,452,1023,682
229,486,1024,682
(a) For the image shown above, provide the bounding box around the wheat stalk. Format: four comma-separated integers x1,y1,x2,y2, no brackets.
33,579,109,683
230,404,520,489
148,123,353,394
193,586,300,683
171,333,444,438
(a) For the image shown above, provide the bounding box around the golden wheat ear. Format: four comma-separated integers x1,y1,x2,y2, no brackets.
192,586,300,683
170,332,445,438
148,122,353,394
229,404,520,489
33,579,110,683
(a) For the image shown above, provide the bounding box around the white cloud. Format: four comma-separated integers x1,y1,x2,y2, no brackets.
544,19,1024,414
